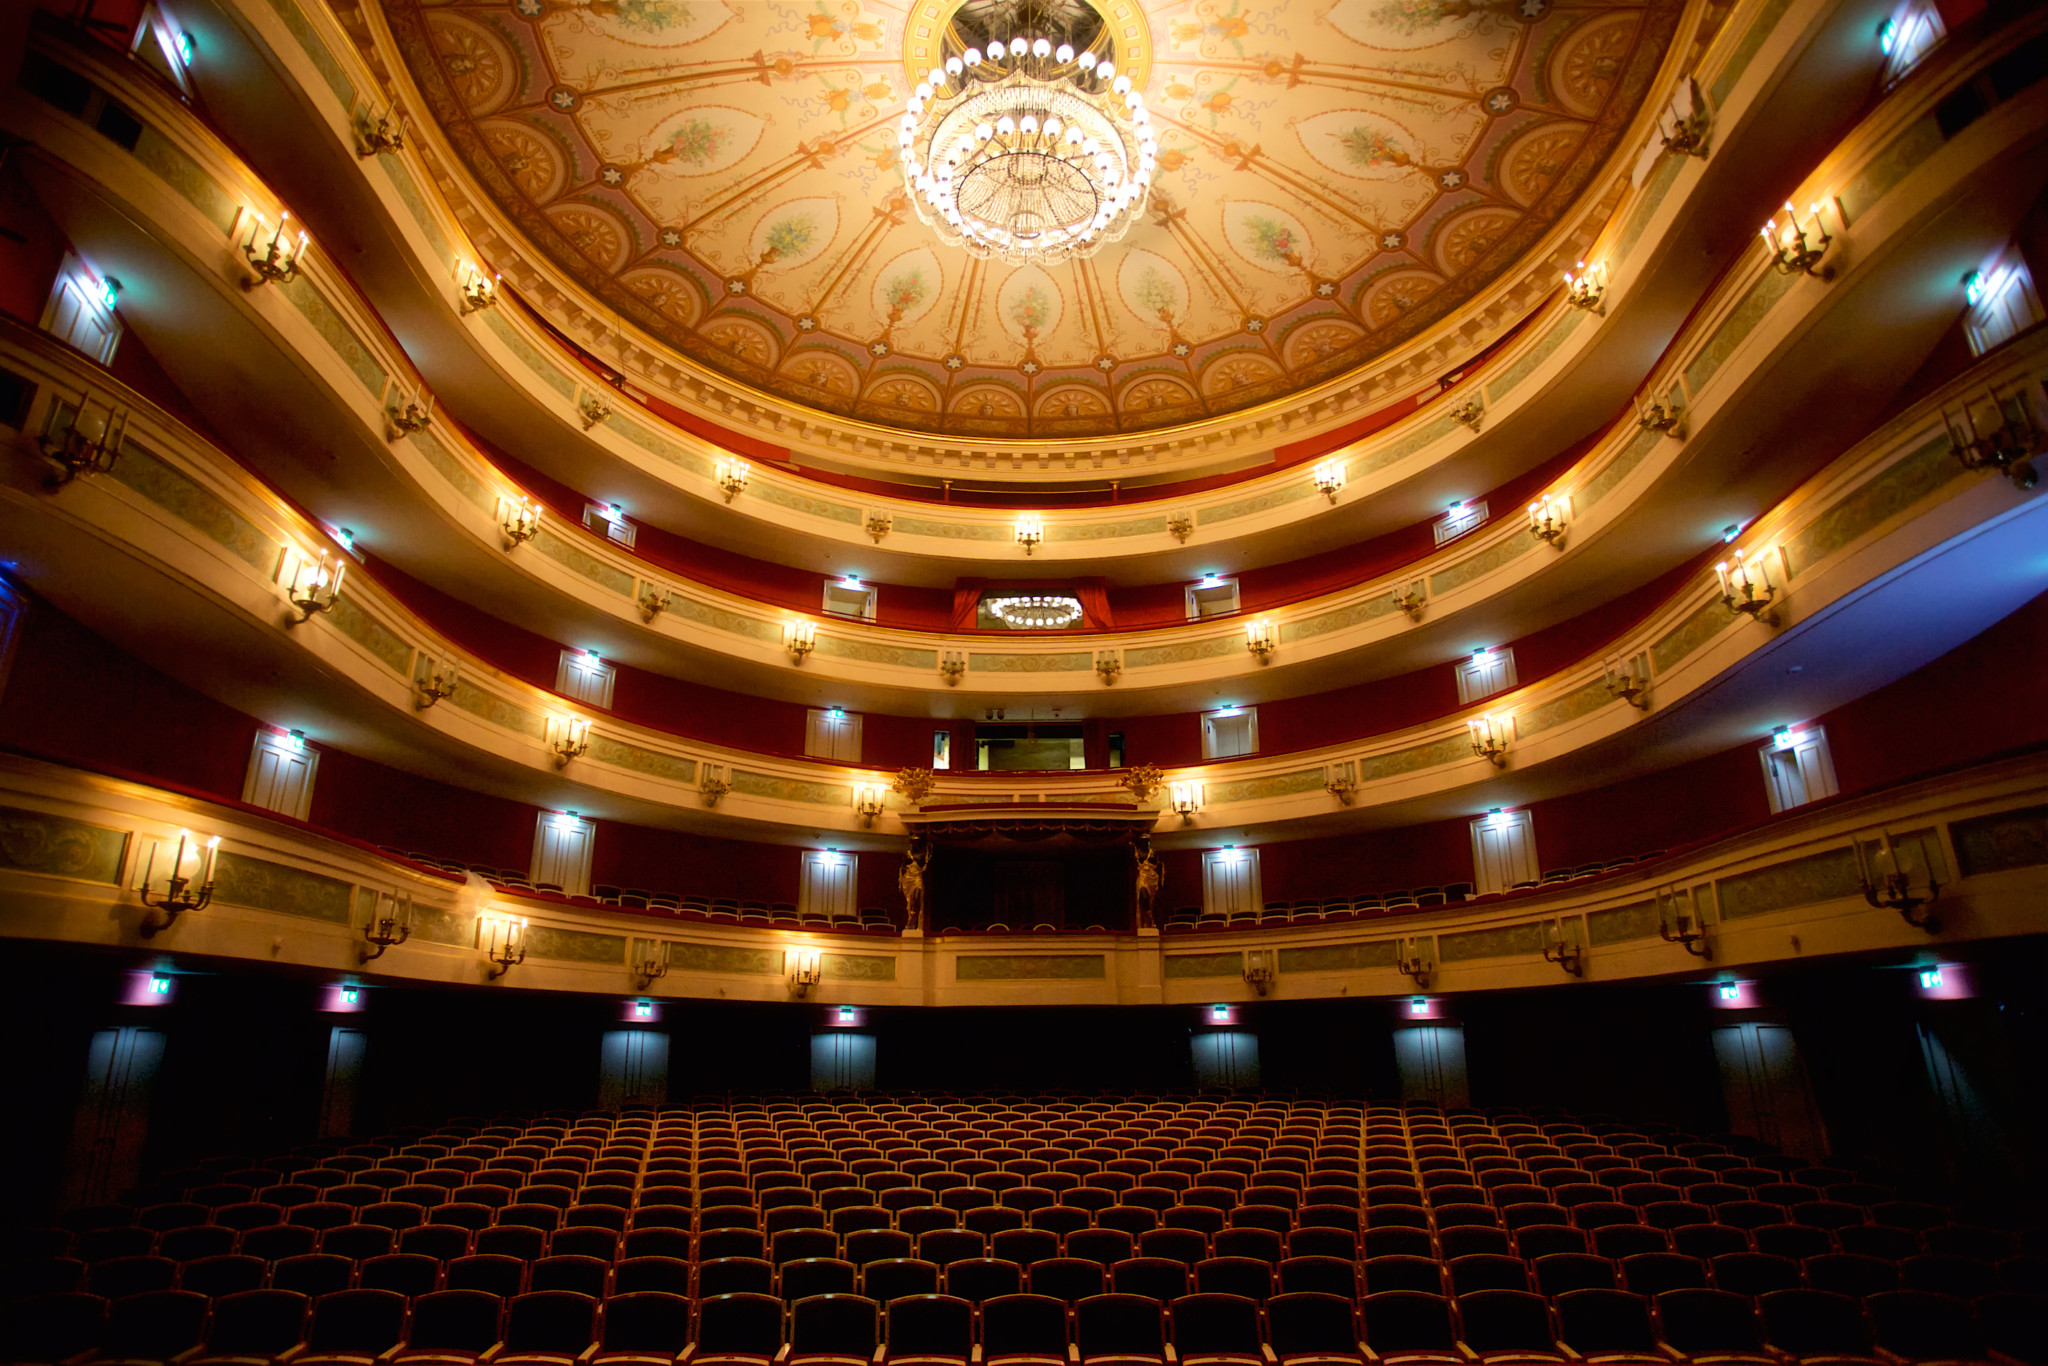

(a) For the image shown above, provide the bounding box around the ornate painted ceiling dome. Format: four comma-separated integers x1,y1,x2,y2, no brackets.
386,0,1679,442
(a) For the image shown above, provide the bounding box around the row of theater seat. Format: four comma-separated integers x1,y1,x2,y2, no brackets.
19,1243,2048,1307
7,1283,2043,1366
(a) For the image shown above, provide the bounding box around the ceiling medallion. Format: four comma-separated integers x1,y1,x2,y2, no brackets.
898,11,1155,266
985,594,1085,629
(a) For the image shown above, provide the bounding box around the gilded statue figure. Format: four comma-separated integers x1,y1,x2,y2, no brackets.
1135,838,1162,930
898,839,931,930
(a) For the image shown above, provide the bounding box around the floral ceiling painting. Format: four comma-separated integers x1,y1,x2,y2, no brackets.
386,0,1680,438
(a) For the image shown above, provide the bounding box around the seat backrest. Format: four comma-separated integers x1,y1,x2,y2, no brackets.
697,1291,787,1356
1455,1288,1555,1354
612,1255,691,1296
1555,1289,1657,1354
790,1293,880,1355
408,1289,505,1351
1076,1292,1165,1357
599,1291,691,1354
1656,1288,1763,1354
306,1289,407,1354
946,1258,1024,1304
103,1290,209,1360
1362,1290,1455,1353
1867,1290,1987,1362
1267,1291,1359,1358
982,1293,1070,1358
1168,1292,1262,1354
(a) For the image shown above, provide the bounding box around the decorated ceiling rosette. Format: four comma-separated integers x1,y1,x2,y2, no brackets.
386,0,1679,440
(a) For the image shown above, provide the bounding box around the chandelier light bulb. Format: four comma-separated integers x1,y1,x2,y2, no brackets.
1097,61,1114,80
1078,51,1097,69
946,56,963,75
1112,74,1133,94
1057,43,1074,62
928,65,945,84
1009,36,1028,55
997,115,1016,135
1033,38,1052,57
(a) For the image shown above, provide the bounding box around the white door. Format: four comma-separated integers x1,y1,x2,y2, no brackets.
1470,810,1539,894
243,731,320,820
1394,1026,1471,1108
1201,849,1262,918
800,850,858,921
1712,1022,1829,1158
532,813,596,896
599,1030,671,1108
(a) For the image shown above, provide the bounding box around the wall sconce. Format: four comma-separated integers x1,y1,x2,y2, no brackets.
1397,938,1434,987
784,619,817,664
138,830,220,936
789,947,823,998
632,938,672,988
459,262,500,313
1312,460,1346,503
854,783,887,828
1715,547,1778,624
1527,494,1569,547
1168,780,1204,823
39,395,126,487
1451,398,1484,430
1945,392,2040,490
1244,618,1277,663
1563,260,1606,313
547,715,591,765
1167,512,1194,542
578,394,612,430
1542,920,1585,977
414,652,461,708
715,457,750,502
499,495,541,547
1324,763,1357,806
1390,582,1426,620
1657,78,1711,158
351,104,408,157
1656,887,1711,958
1243,949,1274,996
384,384,433,439
1636,394,1685,438
481,914,528,978
939,651,966,685
1467,714,1509,766
699,767,731,807
360,891,415,962
637,583,673,621
1856,829,1941,931
1762,200,1835,279
283,549,345,621
240,209,308,288
1603,653,1649,709
1094,650,1122,685
1014,514,1044,555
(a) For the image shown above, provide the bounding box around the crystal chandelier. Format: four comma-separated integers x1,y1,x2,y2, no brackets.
898,26,1155,265
985,594,1084,628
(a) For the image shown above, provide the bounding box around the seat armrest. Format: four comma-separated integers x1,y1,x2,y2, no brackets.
1454,1345,1480,1363
1067,1346,1080,1365
578,1345,602,1365
1655,1346,1685,1363
1164,1348,1179,1365
677,1343,697,1366
279,1345,308,1365
969,1349,983,1365
1259,1347,1277,1365
170,1347,207,1366
1360,1345,1382,1364
480,1339,510,1362
774,1346,793,1366
1554,1345,1585,1363
872,1348,888,1366
377,1342,409,1364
